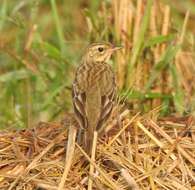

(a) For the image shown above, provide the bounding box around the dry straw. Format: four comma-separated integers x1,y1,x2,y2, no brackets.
0,109,194,189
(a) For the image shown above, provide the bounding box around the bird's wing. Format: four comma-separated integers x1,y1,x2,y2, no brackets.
96,74,116,132
72,81,88,129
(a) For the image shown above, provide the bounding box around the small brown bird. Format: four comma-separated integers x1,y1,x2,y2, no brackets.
72,42,122,154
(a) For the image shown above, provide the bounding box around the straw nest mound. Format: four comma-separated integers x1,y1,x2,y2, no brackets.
0,109,194,190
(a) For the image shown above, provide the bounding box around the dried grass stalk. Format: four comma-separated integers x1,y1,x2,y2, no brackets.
0,111,194,189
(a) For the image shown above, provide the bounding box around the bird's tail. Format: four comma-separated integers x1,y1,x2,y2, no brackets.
76,127,93,156
84,130,94,156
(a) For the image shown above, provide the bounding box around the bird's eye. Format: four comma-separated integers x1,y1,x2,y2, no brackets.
98,47,104,52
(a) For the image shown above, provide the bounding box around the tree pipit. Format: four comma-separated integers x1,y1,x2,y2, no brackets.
72,42,122,154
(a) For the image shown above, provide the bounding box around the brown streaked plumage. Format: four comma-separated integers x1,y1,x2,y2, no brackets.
72,42,122,154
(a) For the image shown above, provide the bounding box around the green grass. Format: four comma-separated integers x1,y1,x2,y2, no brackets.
50,0,65,54
126,0,153,87
0,0,194,129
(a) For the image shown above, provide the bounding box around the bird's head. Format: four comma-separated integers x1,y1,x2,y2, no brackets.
83,42,122,63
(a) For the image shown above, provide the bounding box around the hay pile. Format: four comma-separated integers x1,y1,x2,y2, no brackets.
0,110,194,190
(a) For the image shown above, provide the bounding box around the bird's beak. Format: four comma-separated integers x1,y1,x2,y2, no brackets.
111,46,123,52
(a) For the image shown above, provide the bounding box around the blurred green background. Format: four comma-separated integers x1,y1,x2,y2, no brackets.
0,0,195,129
